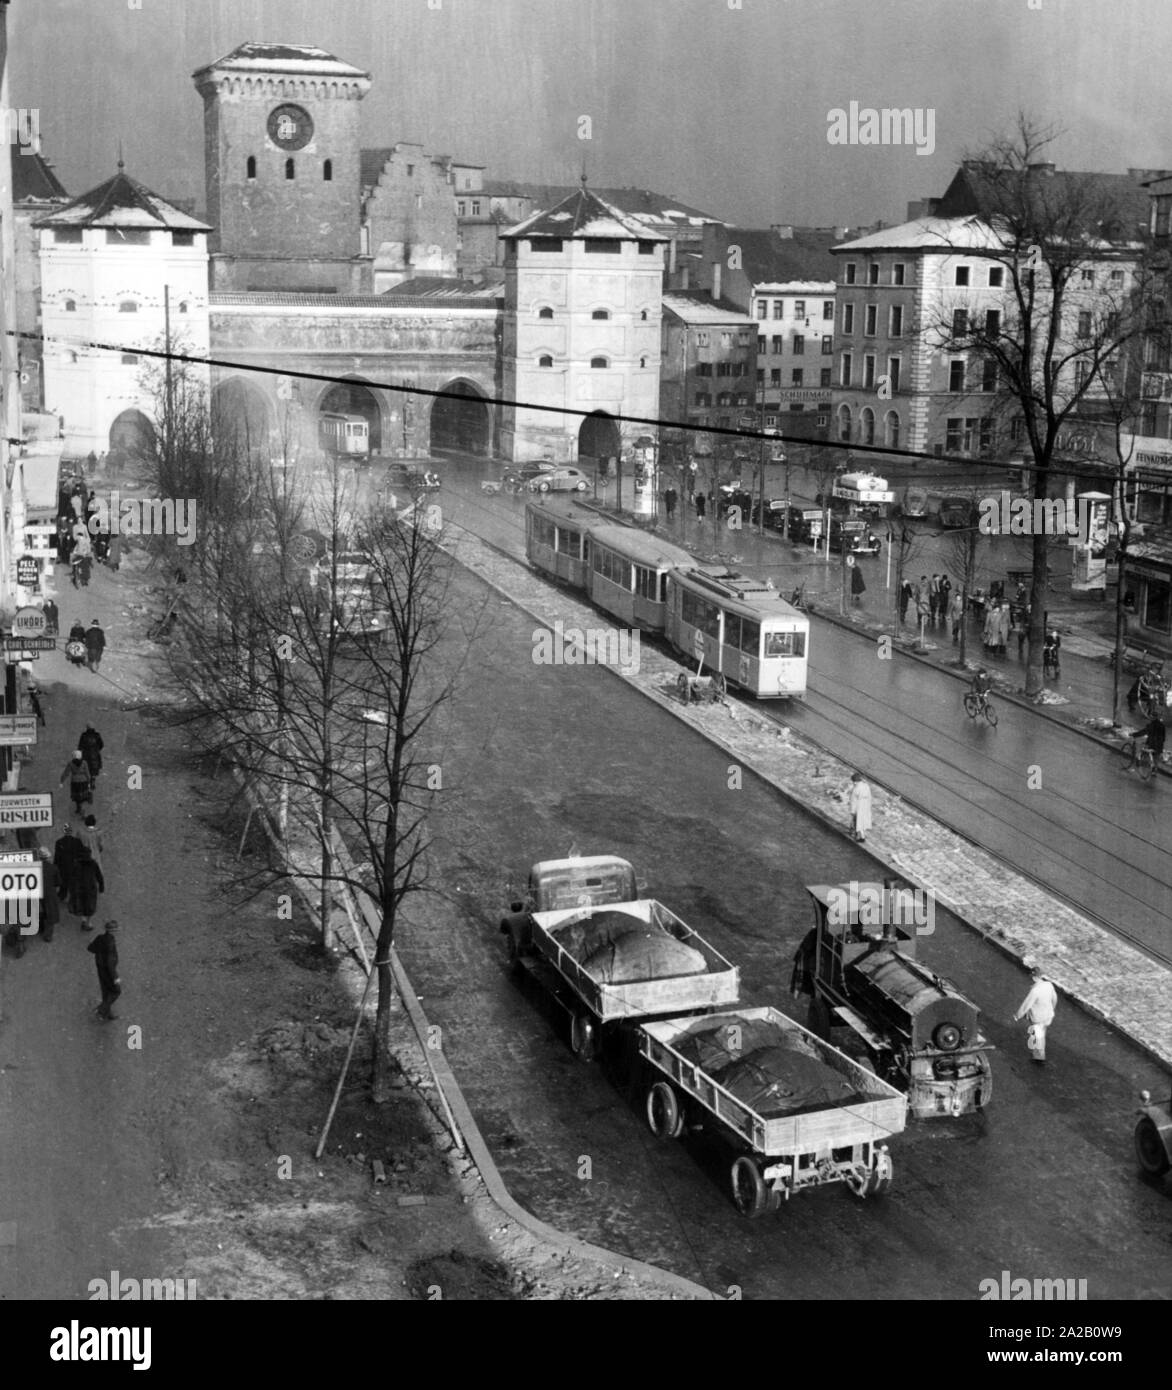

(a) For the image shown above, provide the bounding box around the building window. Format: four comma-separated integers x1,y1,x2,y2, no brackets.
696,362,712,376
841,352,853,387
817,413,829,428
868,262,880,285
821,335,833,354
838,405,852,441
468,199,480,215
793,334,805,355
844,262,857,285
54,227,83,244
285,158,295,180
955,266,970,286
641,309,648,320
842,303,855,334
770,369,781,387
863,355,876,389
861,408,875,445
323,159,333,181
794,300,806,318
697,332,710,347
106,229,149,245
988,266,1004,287
792,369,804,386
949,360,966,392
790,403,805,413
464,177,471,189
640,357,647,368
981,358,997,392
946,417,963,452
889,305,903,337
407,164,415,176
120,353,139,365
887,357,901,393
717,392,731,406
820,367,832,388
773,299,784,319
892,263,906,286
979,418,996,455
457,201,466,216
591,309,610,320
637,240,656,255
717,362,731,377
756,368,765,386
738,331,752,347
885,411,900,447
246,155,257,180
538,306,554,318
172,231,194,247
529,238,563,253
64,298,76,312
694,392,708,407
953,308,968,337
1077,311,1092,338
118,300,138,313
771,335,783,354
584,238,621,254
823,300,834,320
590,356,608,368
1141,400,1158,433
864,305,877,336
756,300,767,320
1080,268,1094,284
178,300,189,313
985,309,1001,337
538,355,553,367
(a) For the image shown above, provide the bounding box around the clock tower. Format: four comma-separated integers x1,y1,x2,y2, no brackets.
193,43,372,293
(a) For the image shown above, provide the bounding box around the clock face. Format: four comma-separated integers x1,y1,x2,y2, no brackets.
267,104,313,152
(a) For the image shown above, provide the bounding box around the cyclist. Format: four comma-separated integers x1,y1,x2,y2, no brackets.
970,667,993,706
1043,627,1061,677
1142,714,1166,762
1128,662,1166,717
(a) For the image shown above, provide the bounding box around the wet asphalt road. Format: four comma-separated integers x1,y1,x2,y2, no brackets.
398,557,1171,1301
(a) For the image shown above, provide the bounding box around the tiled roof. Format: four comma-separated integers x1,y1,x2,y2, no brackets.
503,187,668,241
936,164,1152,243
194,42,369,80
34,169,211,230
11,147,68,203
723,228,840,284
388,277,500,299
210,292,498,311
833,216,1007,253
662,293,755,325
487,180,726,229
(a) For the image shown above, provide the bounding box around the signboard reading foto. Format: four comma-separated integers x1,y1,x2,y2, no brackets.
0,715,38,745
0,792,52,829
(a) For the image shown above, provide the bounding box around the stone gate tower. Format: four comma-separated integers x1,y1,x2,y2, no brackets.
193,42,372,293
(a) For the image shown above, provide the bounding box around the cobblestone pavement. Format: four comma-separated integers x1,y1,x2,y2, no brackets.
444,521,1172,1072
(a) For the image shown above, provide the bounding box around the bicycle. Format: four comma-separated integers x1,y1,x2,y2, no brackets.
963,690,999,726
1120,737,1159,781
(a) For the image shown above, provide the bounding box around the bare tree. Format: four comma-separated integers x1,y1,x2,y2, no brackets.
944,493,988,666
929,115,1154,695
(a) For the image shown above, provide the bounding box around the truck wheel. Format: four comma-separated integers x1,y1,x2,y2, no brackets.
646,1081,685,1139
731,1156,770,1218
1134,1116,1171,1176
570,1013,597,1062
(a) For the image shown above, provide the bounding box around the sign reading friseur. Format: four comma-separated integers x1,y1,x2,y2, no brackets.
0,792,53,829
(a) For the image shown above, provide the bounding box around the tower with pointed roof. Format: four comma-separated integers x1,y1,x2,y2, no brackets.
500,186,665,464
193,43,372,293
36,166,211,455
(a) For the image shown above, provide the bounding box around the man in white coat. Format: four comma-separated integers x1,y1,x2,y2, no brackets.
1014,964,1058,1064
848,772,872,843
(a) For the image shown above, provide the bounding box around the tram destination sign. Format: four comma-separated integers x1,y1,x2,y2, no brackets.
0,715,38,745
0,792,52,829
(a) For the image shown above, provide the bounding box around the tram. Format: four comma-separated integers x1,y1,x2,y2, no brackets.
319,411,371,458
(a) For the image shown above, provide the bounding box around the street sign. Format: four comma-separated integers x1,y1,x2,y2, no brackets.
4,636,55,652
4,651,39,663
0,715,38,745
0,861,42,899
0,792,52,829
11,606,46,636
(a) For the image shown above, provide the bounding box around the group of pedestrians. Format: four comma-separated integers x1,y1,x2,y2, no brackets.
900,573,955,631
64,618,106,673
54,481,121,587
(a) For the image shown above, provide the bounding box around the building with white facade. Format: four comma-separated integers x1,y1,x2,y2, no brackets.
37,165,211,458
500,186,665,465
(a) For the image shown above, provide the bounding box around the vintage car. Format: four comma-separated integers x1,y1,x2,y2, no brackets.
829,517,882,555
527,466,592,493
1135,1084,1172,1177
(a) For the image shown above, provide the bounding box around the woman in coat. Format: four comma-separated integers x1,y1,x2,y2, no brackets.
68,844,105,931
848,772,872,843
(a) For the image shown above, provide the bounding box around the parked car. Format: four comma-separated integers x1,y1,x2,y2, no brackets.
1135,1083,1172,1178
786,506,826,544
381,463,440,493
829,517,881,555
939,496,975,529
528,466,592,493
501,460,555,488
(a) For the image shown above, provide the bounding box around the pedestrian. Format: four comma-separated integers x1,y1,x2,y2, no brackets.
66,620,88,667
899,579,913,623
53,822,83,903
982,600,998,652
664,486,677,521
850,562,866,605
915,583,931,630
949,590,965,645
695,491,707,520
81,813,103,872
848,771,872,843
87,919,121,1020
1014,963,1058,1065
36,847,60,942
78,724,104,781
42,599,59,637
55,517,72,565
27,682,45,726
995,600,1011,655
1014,604,1030,660
78,554,92,588
928,574,941,624
106,534,122,571
85,619,105,672
70,484,84,521
59,750,94,815
69,843,105,932
71,522,91,558
939,575,952,621
69,552,83,589
85,490,99,530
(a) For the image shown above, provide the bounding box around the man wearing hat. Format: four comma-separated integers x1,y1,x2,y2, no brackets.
59,750,93,815
84,619,106,673
36,847,61,943
87,920,121,1021
1014,962,1058,1065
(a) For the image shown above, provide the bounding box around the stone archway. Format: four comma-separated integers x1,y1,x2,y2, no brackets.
430,379,491,456
578,411,621,467
107,408,156,462
318,378,383,454
212,377,273,459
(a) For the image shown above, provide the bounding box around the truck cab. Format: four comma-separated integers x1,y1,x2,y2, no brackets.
500,855,638,960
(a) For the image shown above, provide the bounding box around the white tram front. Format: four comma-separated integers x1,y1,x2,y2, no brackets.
319,411,371,458
665,569,809,699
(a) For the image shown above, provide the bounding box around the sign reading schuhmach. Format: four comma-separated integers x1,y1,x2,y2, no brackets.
0,792,53,829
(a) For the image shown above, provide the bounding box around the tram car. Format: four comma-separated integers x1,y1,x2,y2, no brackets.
524,500,810,698
319,411,371,459
790,882,993,1118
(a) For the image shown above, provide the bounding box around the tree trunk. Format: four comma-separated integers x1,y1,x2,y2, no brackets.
1112,538,1128,727
1025,530,1048,697
371,954,397,1103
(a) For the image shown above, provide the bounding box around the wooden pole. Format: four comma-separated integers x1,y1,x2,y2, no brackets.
315,962,378,1161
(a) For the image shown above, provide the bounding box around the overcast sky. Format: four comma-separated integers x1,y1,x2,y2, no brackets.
11,0,1171,229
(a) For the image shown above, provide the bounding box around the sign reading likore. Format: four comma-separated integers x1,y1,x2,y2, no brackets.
0,791,52,829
